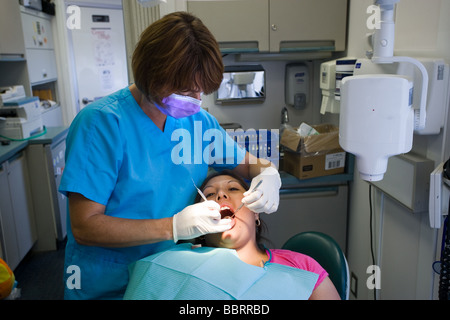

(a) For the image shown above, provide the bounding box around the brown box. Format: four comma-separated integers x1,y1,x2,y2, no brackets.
281,124,346,179
33,89,53,101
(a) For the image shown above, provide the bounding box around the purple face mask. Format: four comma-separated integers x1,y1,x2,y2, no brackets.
155,93,202,119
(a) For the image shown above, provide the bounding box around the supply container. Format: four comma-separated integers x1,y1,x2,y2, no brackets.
280,124,346,179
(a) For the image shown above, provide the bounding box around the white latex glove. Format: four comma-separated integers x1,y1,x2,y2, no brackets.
172,200,232,242
241,167,281,214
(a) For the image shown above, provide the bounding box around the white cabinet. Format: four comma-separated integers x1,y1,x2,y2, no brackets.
26,49,58,84
21,7,58,85
21,10,55,50
27,135,67,251
262,185,348,251
188,0,269,53
0,151,37,270
0,0,26,59
0,3,61,123
187,0,348,53
269,0,348,52
0,162,21,269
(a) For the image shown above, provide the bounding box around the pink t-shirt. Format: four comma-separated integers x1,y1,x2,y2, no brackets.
267,249,328,290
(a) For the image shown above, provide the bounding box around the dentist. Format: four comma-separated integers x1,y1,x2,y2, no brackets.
59,11,281,300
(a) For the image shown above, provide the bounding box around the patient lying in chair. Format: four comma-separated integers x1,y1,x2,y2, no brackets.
124,170,340,300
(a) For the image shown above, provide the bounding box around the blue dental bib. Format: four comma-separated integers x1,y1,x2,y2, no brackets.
124,244,318,300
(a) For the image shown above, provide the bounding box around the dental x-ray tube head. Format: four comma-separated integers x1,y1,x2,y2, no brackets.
373,0,399,59
339,74,414,181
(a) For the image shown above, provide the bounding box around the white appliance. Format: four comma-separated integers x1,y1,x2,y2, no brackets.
339,0,432,181
320,59,337,114
320,58,357,114
0,96,43,140
0,85,26,104
285,64,309,110
340,0,450,300
340,74,413,181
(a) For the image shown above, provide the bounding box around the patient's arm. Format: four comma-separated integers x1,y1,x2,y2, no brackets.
308,276,341,300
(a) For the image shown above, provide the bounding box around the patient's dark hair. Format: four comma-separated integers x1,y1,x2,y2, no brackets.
194,170,268,249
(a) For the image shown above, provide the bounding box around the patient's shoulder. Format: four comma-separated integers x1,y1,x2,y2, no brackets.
269,249,324,274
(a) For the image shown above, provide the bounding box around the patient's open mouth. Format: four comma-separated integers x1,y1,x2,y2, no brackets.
220,206,235,219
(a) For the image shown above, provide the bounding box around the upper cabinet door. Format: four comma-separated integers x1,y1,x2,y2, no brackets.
0,0,26,58
269,0,348,52
187,0,270,53
21,11,55,50
187,0,348,54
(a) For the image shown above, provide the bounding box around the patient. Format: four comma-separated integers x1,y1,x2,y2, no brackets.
193,170,341,300
124,171,341,300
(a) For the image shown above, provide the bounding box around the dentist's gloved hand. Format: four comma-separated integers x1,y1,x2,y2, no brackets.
172,201,232,243
242,167,281,214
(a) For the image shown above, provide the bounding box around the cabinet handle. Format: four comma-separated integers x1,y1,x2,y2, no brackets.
271,24,277,31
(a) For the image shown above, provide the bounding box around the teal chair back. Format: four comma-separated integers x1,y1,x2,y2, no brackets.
282,231,349,300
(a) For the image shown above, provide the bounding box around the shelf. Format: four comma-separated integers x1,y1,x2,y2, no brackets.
280,153,355,192
0,55,26,62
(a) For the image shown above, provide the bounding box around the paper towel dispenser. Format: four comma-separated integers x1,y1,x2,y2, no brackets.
285,63,309,110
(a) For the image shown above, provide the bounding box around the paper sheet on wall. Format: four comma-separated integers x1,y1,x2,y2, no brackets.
91,28,115,67
91,28,115,91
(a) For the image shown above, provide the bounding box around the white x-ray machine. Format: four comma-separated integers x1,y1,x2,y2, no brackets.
338,0,449,228
339,0,433,182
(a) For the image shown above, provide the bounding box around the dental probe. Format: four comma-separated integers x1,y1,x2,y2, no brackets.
232,180,263,217
191,178,207,202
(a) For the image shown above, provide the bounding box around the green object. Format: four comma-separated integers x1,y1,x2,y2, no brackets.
282,231,349,300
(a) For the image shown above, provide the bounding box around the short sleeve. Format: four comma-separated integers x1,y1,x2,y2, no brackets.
269,249,329,290
59,106,123,205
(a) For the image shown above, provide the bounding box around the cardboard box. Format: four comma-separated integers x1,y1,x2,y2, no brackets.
33,89,53,101
283,149,346,179
281,124,346,179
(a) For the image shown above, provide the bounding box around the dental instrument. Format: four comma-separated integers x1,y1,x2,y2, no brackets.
232,180,263,217
192,177,262,219
191,177,207,202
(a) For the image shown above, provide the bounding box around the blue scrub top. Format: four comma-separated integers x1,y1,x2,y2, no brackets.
59,87,246,299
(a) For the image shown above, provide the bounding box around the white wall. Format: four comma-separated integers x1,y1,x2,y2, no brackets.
202,57,327,131
57,0,330,129
347,0,450,61
345,0,450,300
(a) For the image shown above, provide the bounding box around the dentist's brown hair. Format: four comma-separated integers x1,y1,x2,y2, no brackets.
132,11,224,106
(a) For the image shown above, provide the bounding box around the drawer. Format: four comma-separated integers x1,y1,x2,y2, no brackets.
26,48,57,84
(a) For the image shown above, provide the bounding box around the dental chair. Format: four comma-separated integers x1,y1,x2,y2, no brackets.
282,231,350,300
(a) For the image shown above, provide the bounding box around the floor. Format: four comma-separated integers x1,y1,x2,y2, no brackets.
12,241,66,300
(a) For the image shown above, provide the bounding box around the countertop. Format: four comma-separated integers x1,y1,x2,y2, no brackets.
280,154,354,192
0,126,69,164
1,125,353,189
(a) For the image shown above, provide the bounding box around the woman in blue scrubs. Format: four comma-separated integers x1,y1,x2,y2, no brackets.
59,12,281,299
